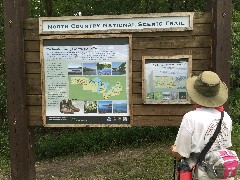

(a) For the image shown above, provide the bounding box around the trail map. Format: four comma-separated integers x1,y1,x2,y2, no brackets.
42,37,130,125
69,76,126,100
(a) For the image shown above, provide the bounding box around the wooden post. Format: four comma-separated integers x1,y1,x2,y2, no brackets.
3,0,36,179
209,0,232,111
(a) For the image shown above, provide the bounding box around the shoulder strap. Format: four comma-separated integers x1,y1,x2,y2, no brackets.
196,111,224,165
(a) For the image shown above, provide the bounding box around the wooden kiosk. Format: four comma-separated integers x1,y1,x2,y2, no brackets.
27,12,208,127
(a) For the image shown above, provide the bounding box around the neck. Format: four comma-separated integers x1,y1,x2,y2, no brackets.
195,104,224,112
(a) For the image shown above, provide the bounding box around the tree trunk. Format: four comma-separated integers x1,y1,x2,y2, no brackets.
44,0,53,16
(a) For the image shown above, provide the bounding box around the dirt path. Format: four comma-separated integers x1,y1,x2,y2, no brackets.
0,146,157,180
36,147,150,179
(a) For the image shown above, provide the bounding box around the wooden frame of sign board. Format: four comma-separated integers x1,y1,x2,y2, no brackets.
142,55,192,104
40,34,133,127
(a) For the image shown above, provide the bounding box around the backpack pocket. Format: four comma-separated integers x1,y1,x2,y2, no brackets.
204,149,239,179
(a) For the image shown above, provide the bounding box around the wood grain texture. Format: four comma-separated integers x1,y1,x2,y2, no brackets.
4,0,36,179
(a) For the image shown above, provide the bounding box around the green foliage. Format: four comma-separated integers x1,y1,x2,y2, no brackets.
231,10,240,88
0,0,9,174
29,0,45,17
230,10,240,120
28,0,208,17
0,1,7,123
35,126,178,160
0,120,10,172
230,88,240,120
233,0,240,11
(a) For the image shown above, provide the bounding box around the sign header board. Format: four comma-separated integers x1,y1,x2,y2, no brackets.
39,13,194,34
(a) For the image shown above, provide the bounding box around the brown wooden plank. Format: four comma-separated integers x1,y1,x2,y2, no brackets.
25,36,211,52
133,104,194,115
132,48,211,61
26,36,211,52
25,52,40,63
26,63,41,74
193,12,212,24
133,94,143,104
24,18,39,30
24,29,39,41
26,74,41,95
25,41,40,52
27,95,41,106
27,106,42,126
133,115,182,126
133,72,142,83
132,36,211,49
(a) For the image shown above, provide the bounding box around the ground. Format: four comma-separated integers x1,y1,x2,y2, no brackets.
1,145,240,179
35,148,148,179
0,146,160,180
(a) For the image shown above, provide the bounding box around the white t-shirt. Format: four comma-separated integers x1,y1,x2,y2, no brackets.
173,107,232,158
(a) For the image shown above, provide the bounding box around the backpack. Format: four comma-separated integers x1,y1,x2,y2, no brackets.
204,149,239,179
193,112,239,179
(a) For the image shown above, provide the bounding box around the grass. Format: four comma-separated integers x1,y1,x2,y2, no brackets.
71,143,174,179
34,126,178,160
0,120,10,174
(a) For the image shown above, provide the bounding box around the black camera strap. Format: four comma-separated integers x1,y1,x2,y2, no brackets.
195,111,224,165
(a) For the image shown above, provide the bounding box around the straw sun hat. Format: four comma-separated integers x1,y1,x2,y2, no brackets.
186,71,228,107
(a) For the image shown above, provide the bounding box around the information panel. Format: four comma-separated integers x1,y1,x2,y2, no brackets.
142,55,192,104
41,35,132,127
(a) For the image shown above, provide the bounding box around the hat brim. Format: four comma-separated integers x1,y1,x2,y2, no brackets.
186,76,228,107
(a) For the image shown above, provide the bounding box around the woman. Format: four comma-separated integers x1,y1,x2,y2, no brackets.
170,71,234,180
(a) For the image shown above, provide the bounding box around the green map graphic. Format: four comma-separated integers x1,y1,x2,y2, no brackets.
154,76,175,88
69,76,127,100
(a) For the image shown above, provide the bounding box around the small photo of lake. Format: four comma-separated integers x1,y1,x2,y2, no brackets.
112,62,126,75
113,101,127,113
163,92,171,100
98,101,112,114
83,63,97,75
97,62,112,75
68,63,83,75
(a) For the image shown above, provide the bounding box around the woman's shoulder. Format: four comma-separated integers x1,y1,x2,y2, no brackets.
183,109,232,124
184,109,205,118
